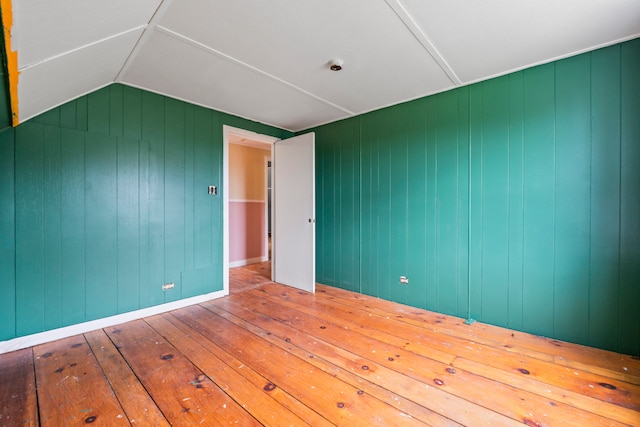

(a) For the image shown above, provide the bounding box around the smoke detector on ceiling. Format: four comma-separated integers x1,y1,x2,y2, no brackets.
328,58,344,71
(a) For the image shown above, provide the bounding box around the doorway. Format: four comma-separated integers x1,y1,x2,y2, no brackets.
223,126,277,294
223,126,316,295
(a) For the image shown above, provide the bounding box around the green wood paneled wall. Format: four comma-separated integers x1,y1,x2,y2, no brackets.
0,129,15,335
310,39,640,355
0,25,14,332
0,84,290,340
316,119,361,292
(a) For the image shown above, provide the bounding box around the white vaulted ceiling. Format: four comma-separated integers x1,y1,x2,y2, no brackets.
4,0,640,131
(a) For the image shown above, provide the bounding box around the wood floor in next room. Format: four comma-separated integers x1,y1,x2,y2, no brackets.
1,262,639,426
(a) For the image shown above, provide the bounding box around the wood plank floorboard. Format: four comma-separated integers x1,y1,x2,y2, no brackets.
0,261,638,426
33,336,130,426
0,348,38,426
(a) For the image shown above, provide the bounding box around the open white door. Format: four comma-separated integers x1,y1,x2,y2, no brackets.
272,133,315,293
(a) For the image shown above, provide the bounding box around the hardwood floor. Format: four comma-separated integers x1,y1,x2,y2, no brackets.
1,263,639,426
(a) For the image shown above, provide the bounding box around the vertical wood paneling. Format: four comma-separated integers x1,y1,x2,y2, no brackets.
522,64,556,337
314,126,324,282
88,88,110,135
507,72,525,331
424,97,438,311
364,111,381,299
123,86,142,140
435,91,460,316
342,120,360,293
34,108,60,127
3,83,289,341
619,39,640,355
314,123,331,285
147,137,165,306
554,54,591,344
142,91,166,306
43,126,62,330
312,40,640,355
359,112,376,298
164,98,186,303
368,114,385,298
314,118,361,293
85,133,118,320
209,112,223,284
59,101,76,129
406,98,427,309
109,85,124,137
589,46,621,351
376,110,392,302
389,105,408,304
193,107,212,272
76,95,88,131
117,136,140,313
180,107,220,298
328,126,343,285
481,77,510,326
15,123,45,335
455,87,470,319
0,129,16,340
183,104,195,275
468,84,483,321
138,139,151,306
60,129,86,326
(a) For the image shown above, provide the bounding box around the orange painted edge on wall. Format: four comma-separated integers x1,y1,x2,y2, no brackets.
0,0,19,126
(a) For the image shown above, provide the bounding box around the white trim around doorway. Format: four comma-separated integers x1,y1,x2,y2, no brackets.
222,125,279,294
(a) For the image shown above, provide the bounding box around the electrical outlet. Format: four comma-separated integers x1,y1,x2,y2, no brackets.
399,276,409,285
162,282,175,291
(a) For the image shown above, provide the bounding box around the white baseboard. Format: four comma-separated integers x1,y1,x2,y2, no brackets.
229,256,269,268
0,289,228,355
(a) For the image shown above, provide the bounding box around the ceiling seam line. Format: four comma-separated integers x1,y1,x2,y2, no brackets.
17,25,147,72
154,25,355,116
384,0,462,85
115,0,177,82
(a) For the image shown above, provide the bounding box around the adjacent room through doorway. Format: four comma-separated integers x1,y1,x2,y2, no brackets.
223,126,278,294
223,126,316,295
227,138,271,268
